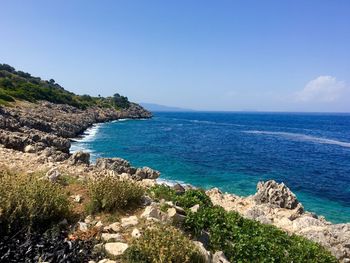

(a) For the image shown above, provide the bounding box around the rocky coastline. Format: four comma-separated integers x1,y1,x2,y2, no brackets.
0,100,151,159
0,101,349,262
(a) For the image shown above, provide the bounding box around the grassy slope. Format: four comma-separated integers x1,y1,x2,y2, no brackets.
0,63,130,109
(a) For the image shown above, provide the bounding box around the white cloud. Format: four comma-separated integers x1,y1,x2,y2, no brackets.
296,76,346,102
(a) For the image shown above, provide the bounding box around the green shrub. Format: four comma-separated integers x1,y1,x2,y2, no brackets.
148,185,212,210
176,189,212,209
0,89,14,102
87,177,144,213
184,206,337,263
124,225,205,263
148,184,177,202
0,172,70,235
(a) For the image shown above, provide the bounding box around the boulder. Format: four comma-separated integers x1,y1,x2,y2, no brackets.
190,204,200,213
121,216,139,228
141,195,153,206
69,151,90,165
254,180,299,209
98,260,116,263
140,179,157,188
173,183,186,194
167,207,186,224
45,167,61,182
104,222,121,233
141,205,168,221
95,158,135,174
134,166,160,180
212,251,230,263
41,147,69,162
193,241,211,263
78,222,89,232
104,242,129,258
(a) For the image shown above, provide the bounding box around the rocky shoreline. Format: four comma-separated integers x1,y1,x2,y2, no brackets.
0,101,349,262
0,100,151,159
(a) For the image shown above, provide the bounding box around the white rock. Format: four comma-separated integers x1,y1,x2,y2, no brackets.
141,205,167,221
121,215,139,228
131,228,141,238
167,207,186,224
24,145,36,153
85,215,93,224
104,242,129,258
190,204,200,213
45,167,61,182
193,241,211,263
78,222,89,232
98,259,117,263
105,222,121,233
140,179,156,187
95,221,104,228
119,173,131,180
71,194,82,203
212,251,230,263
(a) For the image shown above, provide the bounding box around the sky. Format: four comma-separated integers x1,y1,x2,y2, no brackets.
1,0,350,112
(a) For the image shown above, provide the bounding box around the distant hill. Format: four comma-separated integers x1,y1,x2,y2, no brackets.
0,63,131,110
140,103,194,112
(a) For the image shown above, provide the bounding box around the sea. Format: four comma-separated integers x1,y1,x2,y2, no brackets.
70,112,350,223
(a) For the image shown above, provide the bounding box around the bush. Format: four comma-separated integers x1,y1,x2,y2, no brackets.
87,177,144,213
184,206,337,263
148,185,212,209
0,89,14,102
176,189,212,209
0,172,71,235
124,225,204,263
148,184,177,202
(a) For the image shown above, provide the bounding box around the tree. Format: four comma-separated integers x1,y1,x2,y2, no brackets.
0,64,15,73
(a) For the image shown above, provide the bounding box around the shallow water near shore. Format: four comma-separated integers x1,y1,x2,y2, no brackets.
71,112,350,223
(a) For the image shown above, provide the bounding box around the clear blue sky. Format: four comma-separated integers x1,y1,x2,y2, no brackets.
1,0,350,112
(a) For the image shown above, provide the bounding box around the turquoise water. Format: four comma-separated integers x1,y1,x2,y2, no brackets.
71,112,350,223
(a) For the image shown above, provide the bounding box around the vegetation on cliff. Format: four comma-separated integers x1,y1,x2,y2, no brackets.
0,168,70,236
148,185,337,262
125,225,205,263
0,63,130,109
87,176,144,214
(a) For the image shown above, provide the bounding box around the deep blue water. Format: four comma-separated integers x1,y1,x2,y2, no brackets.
71,112,350,223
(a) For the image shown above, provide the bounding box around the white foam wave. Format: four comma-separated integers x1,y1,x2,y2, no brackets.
73,124,101,143
156,178,190,187
243,130,350,148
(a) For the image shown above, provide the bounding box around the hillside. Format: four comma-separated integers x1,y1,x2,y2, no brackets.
0,63,151,156
0,63,131,109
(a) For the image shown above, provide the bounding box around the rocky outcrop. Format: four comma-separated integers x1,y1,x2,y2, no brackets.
206,180,350,262
69,151,90,165
254,180,300,209
95,158,135,174
0,101,151,155
95,157,160,180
